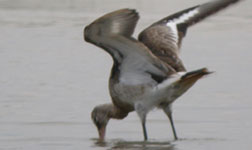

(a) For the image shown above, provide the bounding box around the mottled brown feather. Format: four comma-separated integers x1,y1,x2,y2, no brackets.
139,0,241,72
139,25,186,72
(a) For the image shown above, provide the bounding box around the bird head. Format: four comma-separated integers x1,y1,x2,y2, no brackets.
91,104,111,141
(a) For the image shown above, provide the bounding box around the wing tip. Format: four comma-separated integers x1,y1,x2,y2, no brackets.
84,8,140,42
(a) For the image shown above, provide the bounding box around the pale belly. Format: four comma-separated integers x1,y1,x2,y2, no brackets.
110,83,152,105
108,75,189,112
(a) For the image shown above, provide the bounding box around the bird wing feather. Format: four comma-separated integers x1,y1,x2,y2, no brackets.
91,8,139,37
84,9,176,84
138,0,241,72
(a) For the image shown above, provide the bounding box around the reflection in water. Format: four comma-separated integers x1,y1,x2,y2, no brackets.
110,141,174,150
92,137,227,150
93,139,175,150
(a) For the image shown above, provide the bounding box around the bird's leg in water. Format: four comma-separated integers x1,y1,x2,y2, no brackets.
163,105,178,140
135,103,148,140
141,116,148,140
168,112,178,140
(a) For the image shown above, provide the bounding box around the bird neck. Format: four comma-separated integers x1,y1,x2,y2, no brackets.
109,104,129,119
102,103,129,120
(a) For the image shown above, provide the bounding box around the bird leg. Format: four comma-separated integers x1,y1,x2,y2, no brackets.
163,105,178,140
135,103,148,141
141,116,148,141
167,112,178,140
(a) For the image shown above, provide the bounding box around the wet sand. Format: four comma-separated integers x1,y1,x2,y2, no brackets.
0,0,252,149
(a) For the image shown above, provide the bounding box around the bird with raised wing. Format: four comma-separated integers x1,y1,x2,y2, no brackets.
84,0,241,141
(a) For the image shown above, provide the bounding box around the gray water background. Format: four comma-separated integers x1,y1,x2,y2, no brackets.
0,0,252,149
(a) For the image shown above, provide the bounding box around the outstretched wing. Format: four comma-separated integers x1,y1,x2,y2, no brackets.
84,9,176,85
84,9,141,63
84,8,139,42
138,0,241,72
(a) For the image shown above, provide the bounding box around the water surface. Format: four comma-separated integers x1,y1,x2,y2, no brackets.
0,0,252,149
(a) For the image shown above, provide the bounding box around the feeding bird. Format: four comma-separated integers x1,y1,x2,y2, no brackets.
84,0,241,141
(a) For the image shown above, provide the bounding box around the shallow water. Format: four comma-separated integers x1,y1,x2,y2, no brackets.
0,0,252,150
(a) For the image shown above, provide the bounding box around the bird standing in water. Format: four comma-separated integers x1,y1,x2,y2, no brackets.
84,0,241,141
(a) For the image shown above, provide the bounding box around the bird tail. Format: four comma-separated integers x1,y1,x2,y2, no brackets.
153,68,213,106
179,68,213,86
182,68,212,79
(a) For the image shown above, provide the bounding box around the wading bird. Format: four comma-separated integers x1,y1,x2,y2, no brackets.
84,0,240,141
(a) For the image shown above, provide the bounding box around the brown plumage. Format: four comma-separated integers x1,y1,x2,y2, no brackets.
139,0,241,72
